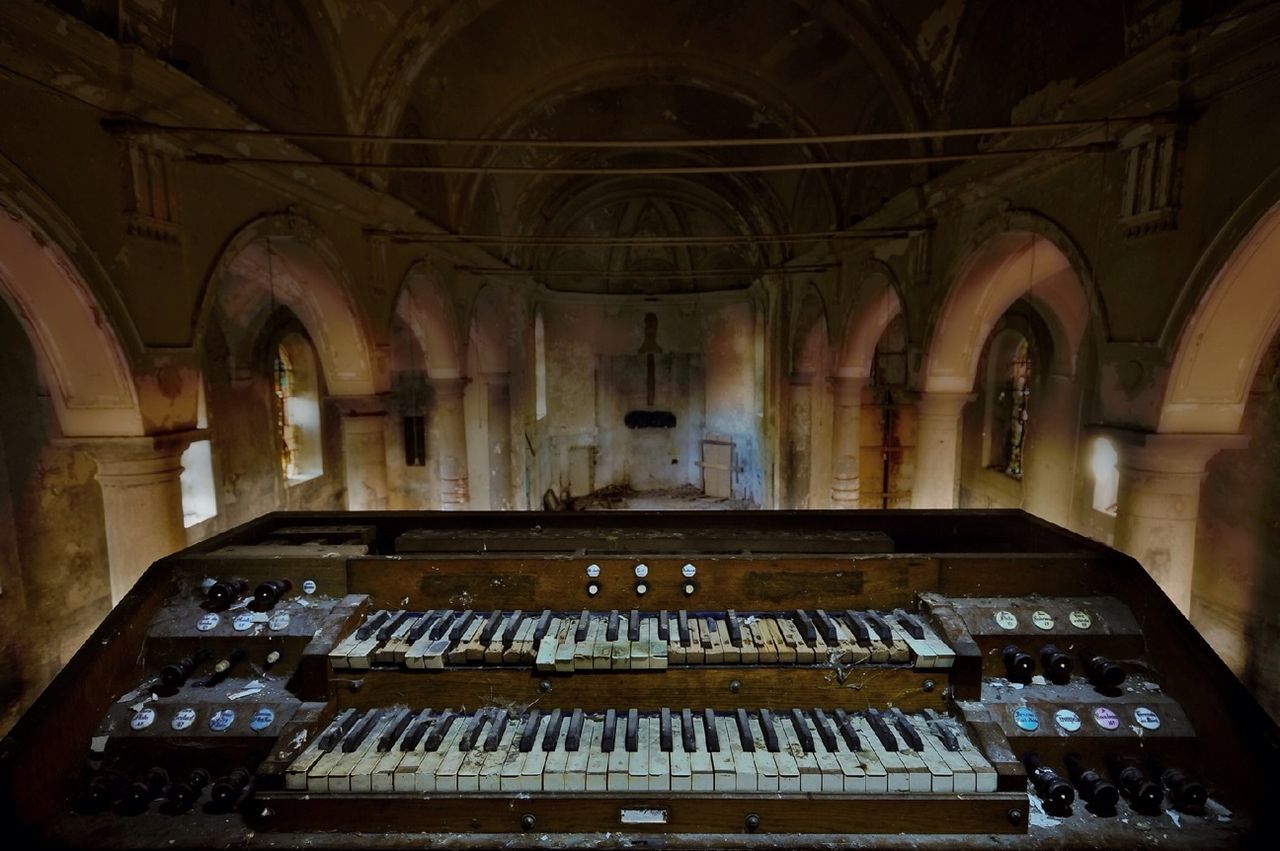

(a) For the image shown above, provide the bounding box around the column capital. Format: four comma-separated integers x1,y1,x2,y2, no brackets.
917,391,976,419
1094,428,1250,475
67,430,206,483
429,376,470,398
329,393,392,418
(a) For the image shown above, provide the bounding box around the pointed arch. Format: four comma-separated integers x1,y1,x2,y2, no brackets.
0,192,143,437
1160,199,1280,434
467,282,513,375
394,261,465,379
791,285,831,376
836,263,904,380
198,215,378,397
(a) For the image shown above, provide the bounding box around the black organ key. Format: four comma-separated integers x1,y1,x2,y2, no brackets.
892,608,926,640
681,708,696,752
459,710,490,752
318,708,359,751
357,611,388,641
833,709,862,751
428,611,455,640
864,709,898,751
502,611,525,648
377,709,414,751
541,710,564,752
574,611,590,643
448,610,475,642
734,709,755,752
408,611,437,642
484,710,510,752
814,609,838,643
678,610,691,647
702,617,716,648
703,709,720,752
726,610,743,646
794,610,817,643
602,709,618,753
811,709,838,751
625,709,640,753
481,610,504,644
565,709,585,751
658,610,670,641
401,711,435,751
863,611,892,643
926,717,960,752
517,710,542,753
606,610,621,642
425,711,458,751
378,610,414,642
341,709,383,753
757,709,781,752
889,708,924,751
843,610,871,645
532,610,553,643
659,708,673,752
629,609,641,642
788,709,814,752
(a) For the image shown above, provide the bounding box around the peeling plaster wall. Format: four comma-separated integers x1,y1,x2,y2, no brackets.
0,301,111,736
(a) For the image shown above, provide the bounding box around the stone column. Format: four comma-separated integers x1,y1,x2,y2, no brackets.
431,377,471,509
486,373,513,510
910,391,975,509
1113,432,1248,614
1021,373,1081,526
786,372,814,509
829,376,865,508
338,398,390,511
81,433,197,603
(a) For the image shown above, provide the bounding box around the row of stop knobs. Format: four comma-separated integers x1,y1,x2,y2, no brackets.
83,766,252,815
1002,645,1126,687
1023,751,1207,816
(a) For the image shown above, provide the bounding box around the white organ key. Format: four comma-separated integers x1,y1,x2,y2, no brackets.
585,718,608,792
853,716,907,793
286,717,343,790
882,716,931,792
915,717,974,793
825,721,867,793
702,618,724,664
761,713,800,792
906,719,954,793
448,616,482,665
376,615,416,665
805,714,844,792
738,618,759,664
649,619,669,670
953,726,997,793
328,625,365,670
648,712,671,792
668,621,686,665
685,619,704,664
478,719,518,791
535,617,561,671
509,617,534,664
416,716,464,792
592,619,612,670
393,714,434,792
835,712,881,792
498,717,531,792
484,615,510,664
328,714,393,792
554,618,577,672
719,716,750,792
669,715,692,791
606,716,630,791
573,618,596,670
834,619,871,664
718,618,740,664
519,715,551,791
782,715,821,792
689,712,715,792
541,714,572,791
630,619,650,670
366,710,416,792
889,618,935,669
919,619,956,669
457,722,493,792
747,715,779,791
627,716,649,791
564,719,590,792
433,714,477,792
307,717,361,792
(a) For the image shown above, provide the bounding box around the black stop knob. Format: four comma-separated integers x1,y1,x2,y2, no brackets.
1002,645,1034,680
253,578,293,608
1083,653,1126,688
1039,644,1073,684
207,578,247,607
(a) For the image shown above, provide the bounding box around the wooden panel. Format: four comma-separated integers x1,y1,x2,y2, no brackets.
251,791,1028,836
333,666,949,713
347,555,941,611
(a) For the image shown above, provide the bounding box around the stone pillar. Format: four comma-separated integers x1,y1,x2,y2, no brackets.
81,433,197,603
786,372,814,509
486,373,513,510
431,377,471,509
829,376,865,508
1113,432,1248,615
1022,373,1080,526
338,398,390,511
910,391,975,509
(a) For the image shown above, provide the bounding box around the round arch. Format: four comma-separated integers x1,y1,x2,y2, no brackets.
394,261,465,379
0,193,143,437
198,215,378,397
1160,199,1280,434
791,285,831,376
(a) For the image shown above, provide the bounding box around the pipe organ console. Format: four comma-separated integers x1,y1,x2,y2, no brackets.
1,510,1275,847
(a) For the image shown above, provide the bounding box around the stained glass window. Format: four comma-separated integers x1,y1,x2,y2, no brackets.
274,344,300,479
1001,338,1032,479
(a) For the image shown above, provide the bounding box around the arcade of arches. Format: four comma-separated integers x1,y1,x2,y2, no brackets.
2,0,1280,733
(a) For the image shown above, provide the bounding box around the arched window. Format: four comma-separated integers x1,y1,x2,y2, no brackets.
274,333,323,482
534,311,547,421
179,380,217,527
1090,437,1120,516
984,331,1033,479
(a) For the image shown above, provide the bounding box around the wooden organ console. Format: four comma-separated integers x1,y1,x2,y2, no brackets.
1,510,1276,848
